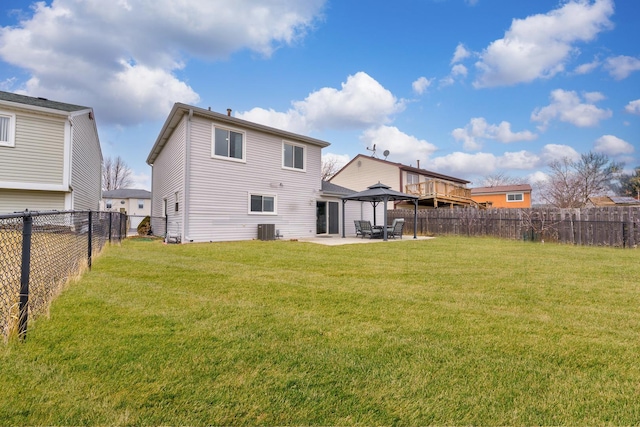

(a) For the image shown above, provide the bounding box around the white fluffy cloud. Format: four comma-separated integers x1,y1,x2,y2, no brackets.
237,72,404,132
452,117,537,151
604,55,640,80
473,0,614,88
360,125,437,165
531,89,612,130
0,0,325,125
625,99,640,115
451,43,471,64
594,135,634,156
430,152,498,176
499,150,541,170
412,76,434,95
574,59,601,75
540,144,581,164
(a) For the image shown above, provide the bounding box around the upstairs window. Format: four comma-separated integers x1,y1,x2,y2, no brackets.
0,112,16,147
507,193,524,202
283,142,304,171
213,126,244,161
407,173,419,185
138,199,144,209
249,194,276,214
106,199,112,209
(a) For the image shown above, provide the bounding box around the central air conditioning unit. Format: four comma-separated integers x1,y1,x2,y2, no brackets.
257,224,275,241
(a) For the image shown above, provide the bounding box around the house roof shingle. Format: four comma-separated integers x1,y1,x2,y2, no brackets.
0,90,89,113
470,184,532,195
321,180,356,196
102,189,151,199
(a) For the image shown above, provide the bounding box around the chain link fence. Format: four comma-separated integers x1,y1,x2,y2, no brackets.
0,210,127,342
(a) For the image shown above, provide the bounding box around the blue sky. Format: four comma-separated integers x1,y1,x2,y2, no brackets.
0,0,638,190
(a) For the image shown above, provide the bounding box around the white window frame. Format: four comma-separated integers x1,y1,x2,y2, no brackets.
506,193,524,202
406,173,419,185
0,111,16,147
106,199,112,209
138,199,144,209
282,141,306,172
212,124,246,162
248,193,277,215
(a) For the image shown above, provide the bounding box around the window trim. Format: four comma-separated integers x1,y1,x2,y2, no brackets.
138,199,144,209
406,172,419,185
506,192,524,202
282,140,306,172
211,124,246,163
0,111,16,148
106,199,112,209
248,193,277,215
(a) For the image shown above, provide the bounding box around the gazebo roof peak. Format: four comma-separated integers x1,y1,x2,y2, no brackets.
368,182,391,190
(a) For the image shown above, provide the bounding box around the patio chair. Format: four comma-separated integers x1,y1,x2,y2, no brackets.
386,218,405,239
354,220,363,237
359,220,382,239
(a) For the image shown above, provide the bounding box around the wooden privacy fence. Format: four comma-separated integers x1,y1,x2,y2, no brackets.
387,207,640,248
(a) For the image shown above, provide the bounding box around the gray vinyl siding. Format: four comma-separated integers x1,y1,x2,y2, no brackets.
150,116,186,238
70,112,102,210
0,189,65,214
0,110,65,184
186,116,321,242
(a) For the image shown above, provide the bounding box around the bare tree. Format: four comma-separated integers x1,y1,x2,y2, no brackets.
102,156,133,191
539,152,623,208
321,157,341,181
480,172,527,187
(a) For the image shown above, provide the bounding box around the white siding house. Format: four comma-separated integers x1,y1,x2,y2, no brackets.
101,189,152,231
147,104,358,242
0,91,102,214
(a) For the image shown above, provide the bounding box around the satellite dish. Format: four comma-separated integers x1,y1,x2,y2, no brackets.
383,150,390,159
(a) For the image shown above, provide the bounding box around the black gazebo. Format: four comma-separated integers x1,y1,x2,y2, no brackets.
341,182,419,240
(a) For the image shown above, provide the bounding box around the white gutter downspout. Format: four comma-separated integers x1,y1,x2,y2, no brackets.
183,109,193,242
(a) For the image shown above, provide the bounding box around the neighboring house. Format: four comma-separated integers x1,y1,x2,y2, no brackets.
0,91,102,214
101,188,152,231
329,154,472,209
586,196,640,207
147,103,357,242
470,184,533,208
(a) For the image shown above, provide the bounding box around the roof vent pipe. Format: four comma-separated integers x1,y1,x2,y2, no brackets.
227,108,232,116
417,160,420,169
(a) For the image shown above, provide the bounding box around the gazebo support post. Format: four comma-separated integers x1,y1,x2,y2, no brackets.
413,199,418,239
341,199,347,238
383,198,388,241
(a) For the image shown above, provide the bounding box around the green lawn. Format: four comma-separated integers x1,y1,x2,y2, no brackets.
1,237,639,426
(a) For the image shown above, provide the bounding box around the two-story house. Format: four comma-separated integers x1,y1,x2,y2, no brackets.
101,188,152,231
0,91,102,214
147,104,356,242
330,154,472,209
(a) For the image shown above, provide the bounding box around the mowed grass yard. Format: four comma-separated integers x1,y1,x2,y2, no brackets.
1,236,639,426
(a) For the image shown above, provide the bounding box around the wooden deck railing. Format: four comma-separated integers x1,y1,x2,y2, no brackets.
405,180,471,200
